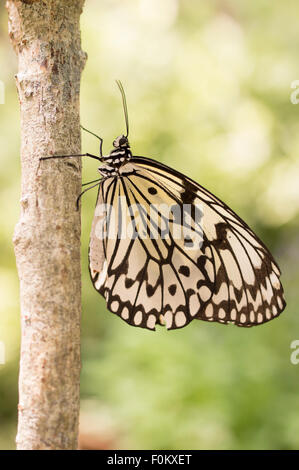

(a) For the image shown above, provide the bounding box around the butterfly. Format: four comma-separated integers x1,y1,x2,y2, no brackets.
41,81,286,331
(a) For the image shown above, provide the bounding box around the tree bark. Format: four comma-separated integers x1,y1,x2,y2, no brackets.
6,0,86,450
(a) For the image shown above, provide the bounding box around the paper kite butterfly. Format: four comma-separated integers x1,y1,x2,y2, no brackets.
41,81,286,331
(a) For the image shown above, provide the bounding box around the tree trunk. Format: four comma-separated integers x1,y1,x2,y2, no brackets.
6,0,86,450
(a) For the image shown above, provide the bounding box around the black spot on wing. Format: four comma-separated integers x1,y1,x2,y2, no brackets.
178,265,190,277
180,179,197,204
148,187,158,195
211,222,230,250
125,278,135,288
168,284,177,296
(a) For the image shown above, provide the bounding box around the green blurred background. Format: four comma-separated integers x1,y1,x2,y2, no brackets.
0,0,299,450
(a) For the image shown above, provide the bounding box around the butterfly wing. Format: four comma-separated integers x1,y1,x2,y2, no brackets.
89,174,165,330
89,156,286,330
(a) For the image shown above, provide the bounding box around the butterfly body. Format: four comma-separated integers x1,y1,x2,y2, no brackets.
99,135,132,177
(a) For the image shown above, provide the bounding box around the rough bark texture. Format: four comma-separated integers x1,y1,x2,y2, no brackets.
6,0,86,450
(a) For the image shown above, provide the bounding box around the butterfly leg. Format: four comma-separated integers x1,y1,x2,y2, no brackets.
76,180,102,210
80,125,104,158
40,153,102,163
82,178,102,187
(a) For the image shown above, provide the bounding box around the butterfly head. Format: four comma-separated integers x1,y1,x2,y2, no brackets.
113,134,129,149
100,134,132,168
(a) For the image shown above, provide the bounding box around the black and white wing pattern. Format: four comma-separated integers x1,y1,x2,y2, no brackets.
89,156,286,331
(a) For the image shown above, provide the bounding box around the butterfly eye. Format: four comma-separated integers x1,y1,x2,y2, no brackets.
119,136,127,146
113,135,128,148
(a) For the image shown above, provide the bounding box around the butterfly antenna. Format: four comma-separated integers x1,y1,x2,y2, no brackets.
116,80,129,137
